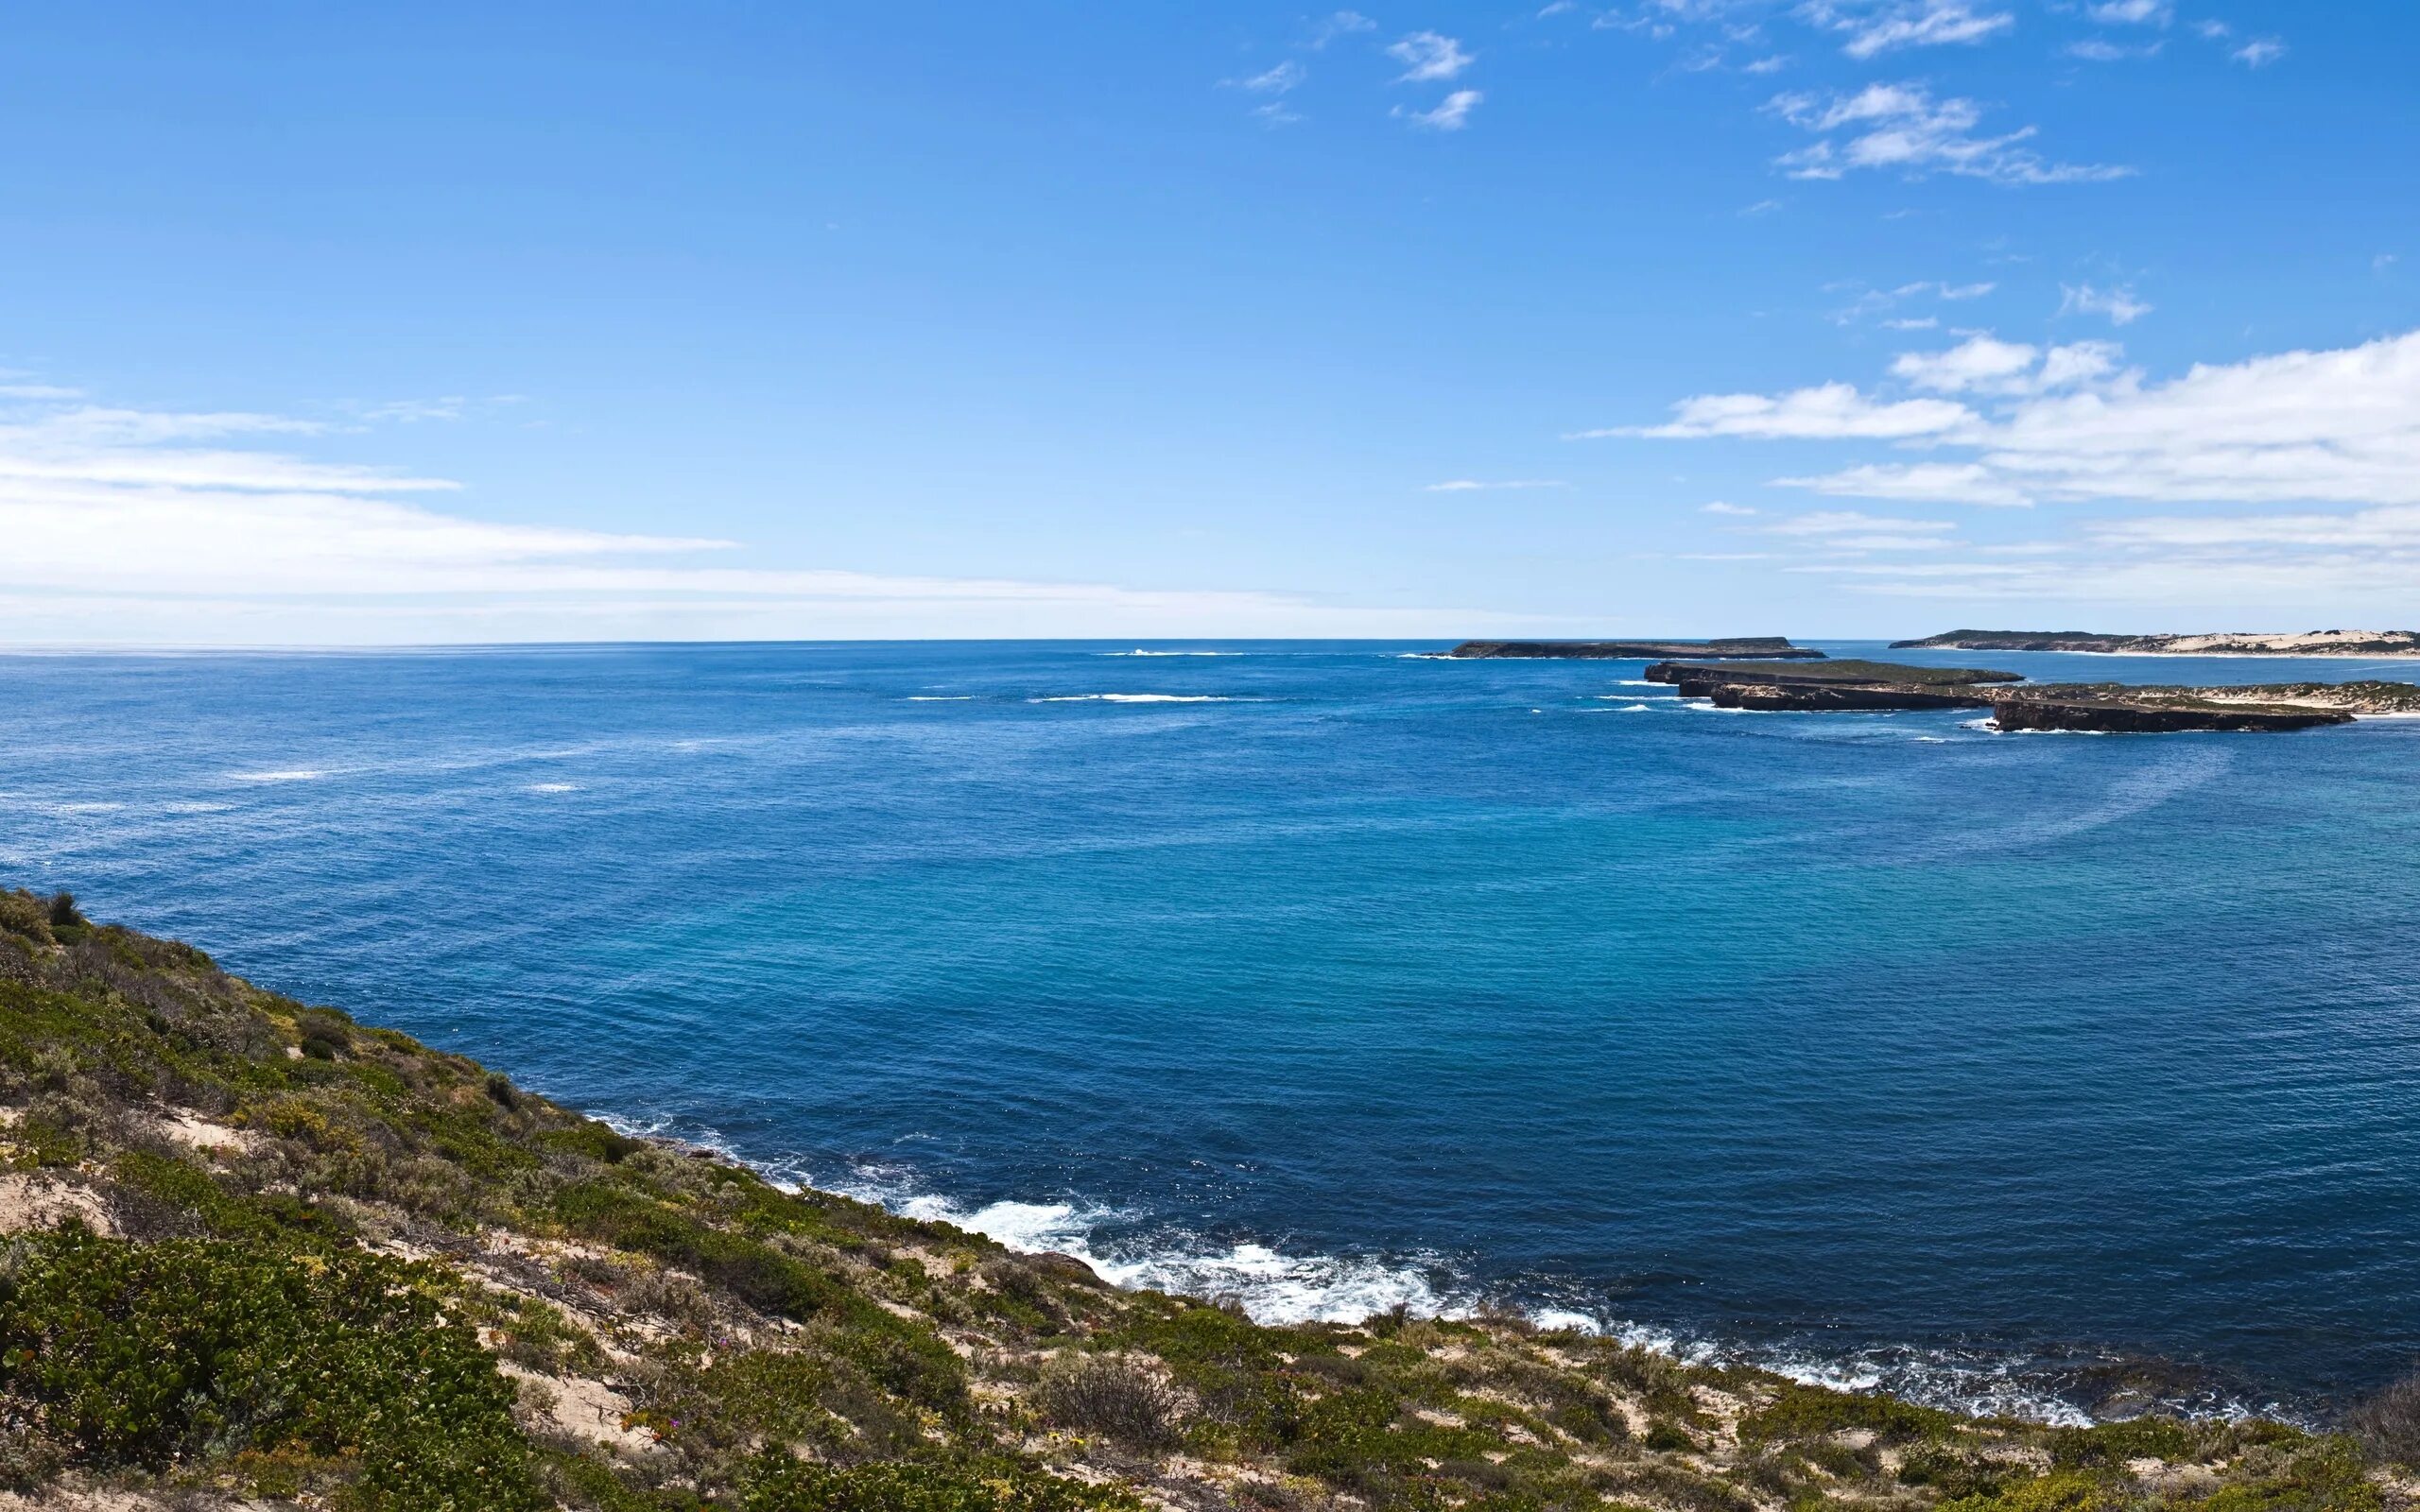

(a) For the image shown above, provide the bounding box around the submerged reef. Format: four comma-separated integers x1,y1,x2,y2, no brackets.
0,887,2415,1510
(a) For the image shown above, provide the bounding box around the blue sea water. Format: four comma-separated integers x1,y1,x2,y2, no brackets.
4,640,2418,1422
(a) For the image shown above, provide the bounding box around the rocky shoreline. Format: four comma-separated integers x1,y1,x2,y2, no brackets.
13,891,2419,1509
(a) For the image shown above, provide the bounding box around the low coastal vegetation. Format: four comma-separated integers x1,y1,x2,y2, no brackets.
0,887,2414,1511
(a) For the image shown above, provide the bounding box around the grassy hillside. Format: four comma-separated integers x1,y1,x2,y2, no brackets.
0,888,2411,1511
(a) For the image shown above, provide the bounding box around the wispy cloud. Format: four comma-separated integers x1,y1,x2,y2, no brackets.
1310,10,1378,47
0,384,1489,642
1890,334,2119,394
1770,83,2131,185
2232,36,2286,66
1800,1,2014,60
1233,60,1308,93
1582,382,1973,440
2066,38,2161,60
1397,89,1484,130
1424,478,1567,491
2085,0,2169,23
1628,327,2420,515
1703,501,1759,515
2060,282,2152,325
1387,31,1476,81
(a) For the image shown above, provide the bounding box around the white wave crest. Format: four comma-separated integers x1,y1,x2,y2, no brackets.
228,768,325,782
906,696,977,701
579,1109,2285,1428
1033,694,1237,704
1099,650,1240,658
527,782,580,793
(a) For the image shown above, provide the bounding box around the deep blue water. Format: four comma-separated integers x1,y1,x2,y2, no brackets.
4,641,2418,1421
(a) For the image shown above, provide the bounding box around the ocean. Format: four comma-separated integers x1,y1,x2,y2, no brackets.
4,640,2416,1423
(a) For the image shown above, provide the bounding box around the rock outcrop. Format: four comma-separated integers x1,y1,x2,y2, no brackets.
1648,659,2020,709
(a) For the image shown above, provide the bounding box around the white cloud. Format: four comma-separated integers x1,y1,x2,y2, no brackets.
2060,282,2152,325
0,387,1491,643
1770,84,2130,185
1888,335,2121,395
1801,1,2014,59
1702,501,1760,515
1760,509,1958,536
2066,38,2161,60
1311,10,1378,46
1644,327,2420,514
1586,382,1974,440
1777,460,2038,507
1387,31,1476,81
1398,89,1483,130
1235,60,1307,93
1425,478,1567,491
1891,335,2040,392
1253,101,1305,127
2232,36,2286,66
2085,0,2168,22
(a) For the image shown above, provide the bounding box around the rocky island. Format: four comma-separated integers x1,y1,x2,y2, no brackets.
1892,629,2420,657
1646,662,2420,732
2,887,2418,1511
1447,637,1824,661
1646,660,2019,709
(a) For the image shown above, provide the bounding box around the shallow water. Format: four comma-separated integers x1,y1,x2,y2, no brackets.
4,641,2416,1421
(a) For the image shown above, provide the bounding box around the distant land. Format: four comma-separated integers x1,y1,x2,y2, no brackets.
1892,629,2420,657
1645,658,2420,731
1447,637,1824,661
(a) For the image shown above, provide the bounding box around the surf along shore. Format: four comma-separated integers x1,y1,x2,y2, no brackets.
1,889,2417,1510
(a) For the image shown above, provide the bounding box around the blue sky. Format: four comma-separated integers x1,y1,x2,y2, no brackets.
1,1,2413,643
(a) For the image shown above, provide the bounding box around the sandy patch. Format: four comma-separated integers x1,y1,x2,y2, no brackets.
0,1173,114,1235
156,1108,259,1158
501,1361,660,1456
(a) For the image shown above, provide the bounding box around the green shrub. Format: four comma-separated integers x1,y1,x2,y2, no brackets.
0,1228,542,1510
738,1454,1143,1511
2351,1368,2420,1468
1738,1383,1957,1446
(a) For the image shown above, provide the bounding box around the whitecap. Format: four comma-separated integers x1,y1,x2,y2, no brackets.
228,768,325,783
527,782,580,794
1032,694,1236,704
905,696,977,702
1099,650,1237,658
51,801,125,814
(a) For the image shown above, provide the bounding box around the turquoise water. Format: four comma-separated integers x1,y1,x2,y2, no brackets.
4,641,2417,1421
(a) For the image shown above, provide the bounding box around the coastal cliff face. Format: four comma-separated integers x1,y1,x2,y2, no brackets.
1448,639,1824,661
1893,629,2420,657
0,891,2411,1512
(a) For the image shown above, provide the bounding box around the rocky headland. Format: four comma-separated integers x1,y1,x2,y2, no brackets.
1447,637,1825,661
1892,629,2420,657
1645,662,2420,732
2,888,2419,1511
1645,660,2019,708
